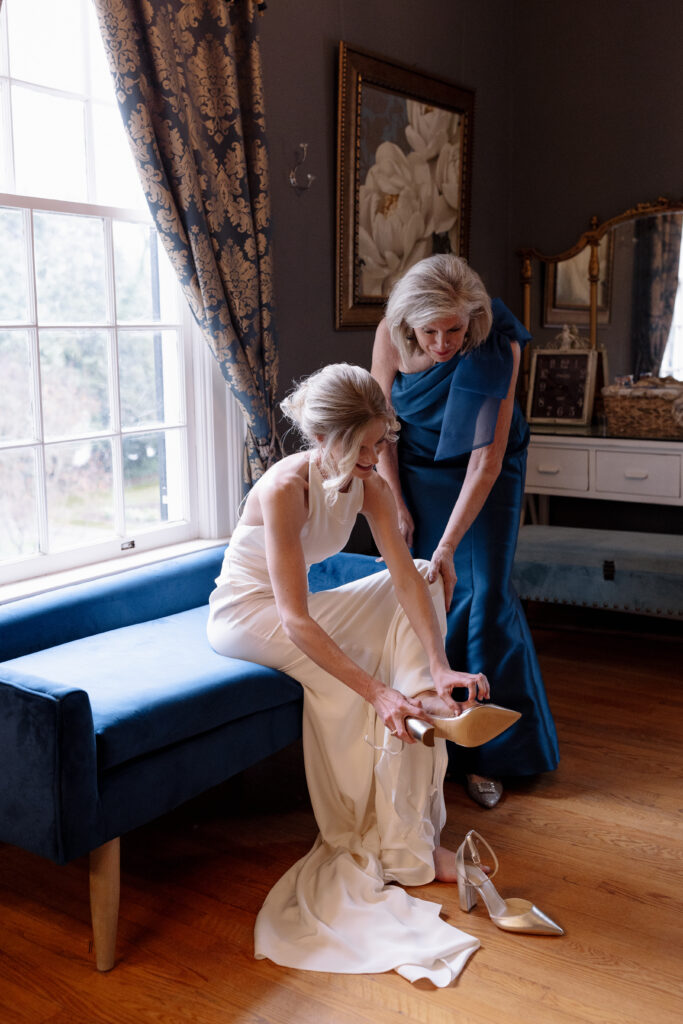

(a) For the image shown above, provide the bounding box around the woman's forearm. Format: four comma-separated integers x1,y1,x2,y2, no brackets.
280,610,384,703
377,443,404,506
439,458,500,552
439,343,520,553
391,570,450,675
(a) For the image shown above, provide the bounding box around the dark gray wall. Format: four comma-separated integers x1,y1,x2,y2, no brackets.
260,0,683,400
259,0,514,399
508,0,683,259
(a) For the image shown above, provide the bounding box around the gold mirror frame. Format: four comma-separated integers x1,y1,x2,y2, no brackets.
518,197,683,401
519,196,683,349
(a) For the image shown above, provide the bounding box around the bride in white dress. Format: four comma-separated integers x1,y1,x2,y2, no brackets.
207,363,493,986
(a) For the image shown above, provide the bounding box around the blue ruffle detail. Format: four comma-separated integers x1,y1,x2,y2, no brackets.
434,299,530,460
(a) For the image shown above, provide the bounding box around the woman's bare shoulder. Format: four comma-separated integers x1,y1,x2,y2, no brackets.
241,453,310,524
361,469,394,512
373,318,400,367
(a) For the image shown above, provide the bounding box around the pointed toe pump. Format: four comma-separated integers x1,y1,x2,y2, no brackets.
455,830,564,936
405,703,521,748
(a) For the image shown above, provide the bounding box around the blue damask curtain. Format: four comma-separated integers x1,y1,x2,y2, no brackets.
632,214,683,378
93,0,282,486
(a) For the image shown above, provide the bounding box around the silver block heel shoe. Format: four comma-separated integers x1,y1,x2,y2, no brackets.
455,830,564,936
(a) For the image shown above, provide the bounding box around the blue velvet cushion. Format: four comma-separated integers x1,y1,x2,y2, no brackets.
308,551,384,591
0,551,383,773
1,606,301,770
0,546,227,662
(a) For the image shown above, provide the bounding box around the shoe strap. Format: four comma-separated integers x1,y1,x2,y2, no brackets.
465,829,499,882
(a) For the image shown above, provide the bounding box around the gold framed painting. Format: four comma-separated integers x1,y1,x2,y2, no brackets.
335,42,474,329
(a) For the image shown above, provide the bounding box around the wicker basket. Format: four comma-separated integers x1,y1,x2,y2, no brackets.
602,377,683,439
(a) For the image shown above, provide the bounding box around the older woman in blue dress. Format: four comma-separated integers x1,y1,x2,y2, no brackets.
372,254,559,807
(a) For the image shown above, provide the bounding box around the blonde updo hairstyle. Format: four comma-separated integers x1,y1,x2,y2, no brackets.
280,363,398,503
385,254,493,364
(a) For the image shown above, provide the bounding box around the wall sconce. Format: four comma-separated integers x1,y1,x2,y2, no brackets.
288,143,315,191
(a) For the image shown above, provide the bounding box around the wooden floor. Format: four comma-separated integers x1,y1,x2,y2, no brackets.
1,623,682,1024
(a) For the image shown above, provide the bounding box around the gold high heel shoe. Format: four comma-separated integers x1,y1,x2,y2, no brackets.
455,830,564,936
405,703,521,748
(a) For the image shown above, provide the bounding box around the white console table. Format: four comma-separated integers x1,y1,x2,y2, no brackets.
516,432,683,618
525,432,683,522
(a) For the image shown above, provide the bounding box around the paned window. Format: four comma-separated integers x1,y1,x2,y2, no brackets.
0,0,238,587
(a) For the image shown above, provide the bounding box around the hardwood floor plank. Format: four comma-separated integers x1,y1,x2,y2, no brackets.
1,624,682,1023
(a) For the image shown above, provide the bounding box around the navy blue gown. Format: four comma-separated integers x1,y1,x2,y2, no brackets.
391,301,559,778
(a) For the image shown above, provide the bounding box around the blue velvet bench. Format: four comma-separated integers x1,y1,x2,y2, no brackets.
0,545,383,970
512,525,683,620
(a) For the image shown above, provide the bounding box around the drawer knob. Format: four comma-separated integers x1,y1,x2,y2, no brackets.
624,469,649,480
537,464,560,475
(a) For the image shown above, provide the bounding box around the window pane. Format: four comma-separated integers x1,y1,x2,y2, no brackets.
45,438,115,550
0,447,38,560
0,330,34,442
39,330,111,440
7,0,86,94
114,222,178,322
87,3,117,103
123,429,184,530
92,102,147,211
0,208,29,322
12,86,87,203
34,211,108,323
118,330,182,428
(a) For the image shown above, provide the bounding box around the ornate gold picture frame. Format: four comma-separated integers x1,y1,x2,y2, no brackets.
335,43,474,329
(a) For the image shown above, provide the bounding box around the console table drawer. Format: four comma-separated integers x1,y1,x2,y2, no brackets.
595,452,681,498
526,446,588,491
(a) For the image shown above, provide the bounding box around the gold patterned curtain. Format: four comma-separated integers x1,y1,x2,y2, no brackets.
93,0,281,487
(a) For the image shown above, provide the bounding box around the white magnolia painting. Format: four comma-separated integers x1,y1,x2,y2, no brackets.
357,90,464,298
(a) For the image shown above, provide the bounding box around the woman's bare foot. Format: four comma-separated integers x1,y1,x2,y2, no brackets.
416,691,459,718
433,845,460,882
434,844,492,883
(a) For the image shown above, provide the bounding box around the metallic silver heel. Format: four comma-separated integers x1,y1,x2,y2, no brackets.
454,830,564,936
405,717,435,746
455,829,483,912
456,865,478,912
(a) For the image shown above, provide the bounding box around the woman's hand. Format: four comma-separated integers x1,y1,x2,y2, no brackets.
368,681,427,744
429,667,490,714
428,542,457,610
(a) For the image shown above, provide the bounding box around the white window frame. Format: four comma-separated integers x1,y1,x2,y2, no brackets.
0,239,245,598
0,0,243,596
0,192,243,593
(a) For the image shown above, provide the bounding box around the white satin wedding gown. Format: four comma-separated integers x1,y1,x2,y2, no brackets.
207,458,479,986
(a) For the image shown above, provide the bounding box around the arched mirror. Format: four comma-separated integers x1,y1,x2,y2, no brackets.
520,197,683,380
519,197,683,437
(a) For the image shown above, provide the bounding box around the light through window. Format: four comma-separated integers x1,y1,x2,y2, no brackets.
660,241,683,379
0,0,197,583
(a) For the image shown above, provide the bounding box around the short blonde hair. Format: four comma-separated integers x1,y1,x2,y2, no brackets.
385,254,493,363
280,363,398,501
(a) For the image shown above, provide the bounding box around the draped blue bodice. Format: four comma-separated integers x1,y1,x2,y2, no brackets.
391,298,531,463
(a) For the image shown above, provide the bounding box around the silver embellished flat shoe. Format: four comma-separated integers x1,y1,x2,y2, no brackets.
405,703,521,748
466,774,504,809
455,830,564,936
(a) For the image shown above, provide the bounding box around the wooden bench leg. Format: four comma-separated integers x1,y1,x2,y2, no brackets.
89,837,120,971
